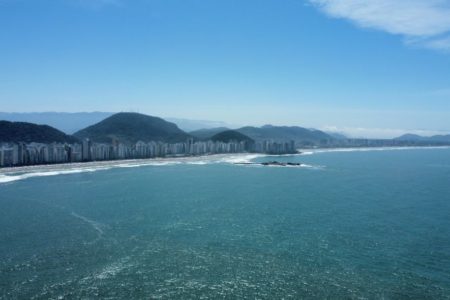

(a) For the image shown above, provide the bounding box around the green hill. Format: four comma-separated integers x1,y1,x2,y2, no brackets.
210,130,254,143
236,125,333,145
0,120,79,144
74,112,191,144
189,127,230,140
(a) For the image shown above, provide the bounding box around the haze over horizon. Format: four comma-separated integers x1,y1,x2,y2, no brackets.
1,0,450,138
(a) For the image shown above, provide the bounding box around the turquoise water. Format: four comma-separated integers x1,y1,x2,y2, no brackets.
1,148,450,299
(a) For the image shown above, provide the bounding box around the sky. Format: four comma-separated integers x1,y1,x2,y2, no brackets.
1,0,450,138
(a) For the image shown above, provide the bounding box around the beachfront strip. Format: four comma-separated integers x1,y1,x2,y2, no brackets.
0,139,296,167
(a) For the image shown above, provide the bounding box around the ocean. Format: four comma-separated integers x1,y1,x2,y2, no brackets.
1,147,450,299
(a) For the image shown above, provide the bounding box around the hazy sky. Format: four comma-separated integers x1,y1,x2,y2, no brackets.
1,0,450,138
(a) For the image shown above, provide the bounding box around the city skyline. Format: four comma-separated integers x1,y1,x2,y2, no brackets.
1,0,450,138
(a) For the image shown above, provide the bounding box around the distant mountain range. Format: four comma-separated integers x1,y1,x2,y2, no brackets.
189,127,230,139
190,125,333,145
2,112,450,147
74,112,191,144
165,118,233,132
236,125,332,145
0,112,233,134
394,134,450,143
0,112,114,134
0,113,329,146
210,130,254,143
0,112,335,146
0,120,79,144
326,132,348,140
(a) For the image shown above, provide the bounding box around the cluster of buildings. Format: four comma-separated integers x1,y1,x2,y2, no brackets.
0,138,297,167
253,140,296,155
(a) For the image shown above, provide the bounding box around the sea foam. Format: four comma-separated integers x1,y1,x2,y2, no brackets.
0,154,261,184
5,147,431,184
0,168,104,183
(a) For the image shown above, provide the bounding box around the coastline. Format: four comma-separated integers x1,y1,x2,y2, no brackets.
2,145,450,175
1,145,449,184
298,145,450,155
0,153,265,176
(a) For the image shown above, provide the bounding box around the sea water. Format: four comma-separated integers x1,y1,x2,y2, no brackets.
1,148,450,299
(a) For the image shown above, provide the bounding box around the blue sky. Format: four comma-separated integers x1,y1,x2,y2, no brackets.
1,0,450,138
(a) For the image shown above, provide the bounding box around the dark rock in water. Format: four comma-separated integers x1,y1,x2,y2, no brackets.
261,161,302,166
235,161,303,167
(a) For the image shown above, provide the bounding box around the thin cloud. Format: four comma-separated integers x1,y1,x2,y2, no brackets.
309,0,450,52
422,36,450,52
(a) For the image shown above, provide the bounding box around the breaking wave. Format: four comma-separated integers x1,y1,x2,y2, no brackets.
0,168,104,184
217,154,266,164
0,154,263,184
0,149,359,184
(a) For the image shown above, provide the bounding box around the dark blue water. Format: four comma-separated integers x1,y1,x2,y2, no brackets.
1,148,450,299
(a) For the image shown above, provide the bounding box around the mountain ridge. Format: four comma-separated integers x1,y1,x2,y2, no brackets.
189,127,230,140
236,125,333,145
73,112,191,144
0,112,114,134
0,121,79,144
210,130,254,143
394,133,450,143
0,112,233,134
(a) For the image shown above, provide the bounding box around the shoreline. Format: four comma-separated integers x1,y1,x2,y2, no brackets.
298,145,450,155
0,153,265,175
1,145,449,178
